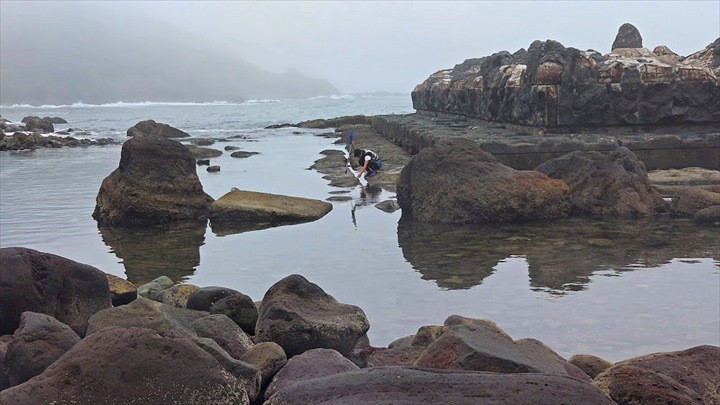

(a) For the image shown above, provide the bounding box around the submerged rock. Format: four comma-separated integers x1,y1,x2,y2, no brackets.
396,137,571,223
93,132,214,227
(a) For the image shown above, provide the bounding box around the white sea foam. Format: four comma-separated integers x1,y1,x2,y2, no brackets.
244,99,281,104
308,94,356,101
0,100,244,109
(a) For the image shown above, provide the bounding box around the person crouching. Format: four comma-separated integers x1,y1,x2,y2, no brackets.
353,148,382,179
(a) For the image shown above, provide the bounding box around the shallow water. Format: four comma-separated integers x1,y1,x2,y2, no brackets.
1,98,718,362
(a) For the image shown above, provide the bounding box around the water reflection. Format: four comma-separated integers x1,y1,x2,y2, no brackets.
98,220,207,284
397,217,719,293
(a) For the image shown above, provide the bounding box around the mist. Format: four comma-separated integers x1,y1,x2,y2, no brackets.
1,1,718,105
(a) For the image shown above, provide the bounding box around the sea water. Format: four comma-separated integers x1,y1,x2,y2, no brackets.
1,94,718,361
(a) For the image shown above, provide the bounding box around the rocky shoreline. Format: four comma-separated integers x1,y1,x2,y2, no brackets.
1,246,718,404
0,115,118,151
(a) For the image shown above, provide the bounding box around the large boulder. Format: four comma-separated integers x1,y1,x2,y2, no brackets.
0,327,249,404
210,294,259,336
20,116,54,133
4,312,80,386
396,137,571,223
0,247,112,336
671,186,720,216
92,132,214,227
239,342,287,389
265,366,613,405
593,345,720,404
255,274,370,357
191,314,255,360
568,354,614,379
415,315,587,380
265,348,359,401
126,119,189,138
536,147,669,218
209,189,333,235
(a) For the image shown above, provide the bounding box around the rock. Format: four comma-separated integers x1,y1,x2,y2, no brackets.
411,33,719,128
296,115,372,129
187,287,244,312
255,274,370,357
361,324,444,368
211,293,260,335
191,137,215,146
185,144,223,158
224,145,240,151
197,158,211,166
153,284,200,308
695,205,720,224
653,45,679,59
0,327,249,404
265,366,613,405
265,348,359,400
415,315,585,380
374,199,400,213
137,275,175,298
611,23,643,49
396,137,571,223
536,147,669,218
672,186,720,216
593,345,720,404
208,189,333,234
86,296,207,339
4,312,80,386
239,342,287,389
191,314,255,360
41,116,67,124
20,116,54,133
231,151,260,158
569,354,613,379
92,132,214,227
0,247,112,336
0,335,11,390
105,273,137,306
126,119,189,138
207,165,221,172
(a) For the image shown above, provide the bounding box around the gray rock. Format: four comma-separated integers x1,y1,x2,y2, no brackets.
191,314,255,360
137,275,174,298
187,286,243,312
239,342,287,389
186,144,223,158
126,119,189,138
210,293,259,335
695,205,720,225
0,327,249,404
256,274,369,357
265,366,613,405
265,348,359,400
611,23,643,50
197,158,211,166
5,312,80,386
153,284,200,308
569,354,613,379
207,165,221,172
191,137,215,146
0,247,112,337
230,151,260,158
0,335,12,390
374,199,400,213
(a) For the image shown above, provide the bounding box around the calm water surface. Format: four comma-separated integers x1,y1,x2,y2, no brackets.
1,98,718,361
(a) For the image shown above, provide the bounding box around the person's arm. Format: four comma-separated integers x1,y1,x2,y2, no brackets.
357,158,369,178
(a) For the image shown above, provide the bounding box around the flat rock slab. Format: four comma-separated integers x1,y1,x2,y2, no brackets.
209,189,332,235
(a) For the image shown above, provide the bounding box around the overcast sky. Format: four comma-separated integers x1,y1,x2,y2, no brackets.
3,1,719,94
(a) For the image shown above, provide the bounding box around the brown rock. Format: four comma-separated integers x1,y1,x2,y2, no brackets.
126,119,189,138
569,353,614,379
105,273,137,306
611,23,643,50
0,247,112,336
239,342,287,389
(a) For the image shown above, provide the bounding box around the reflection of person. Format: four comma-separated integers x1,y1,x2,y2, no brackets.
353,148,382,179
360,184,383,203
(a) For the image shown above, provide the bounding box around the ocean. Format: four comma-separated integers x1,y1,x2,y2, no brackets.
1,94,718,361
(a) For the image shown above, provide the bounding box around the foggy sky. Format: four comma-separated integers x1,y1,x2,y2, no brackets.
2,0,719,96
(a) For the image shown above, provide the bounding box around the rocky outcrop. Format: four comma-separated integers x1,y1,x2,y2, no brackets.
0,247,112,336
208,188,332,235
92,132,214,227
20,116,54,133
265,366,613,405
255,274,370,357
4,312,81,386
593,345,720,404
0,327,250,404
297,115,372,129
569,354,614,379
396,137,571,223
0,132,116,151
412,24,719,129
126,119,189,138
671,186,720,216
536,147,669,218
